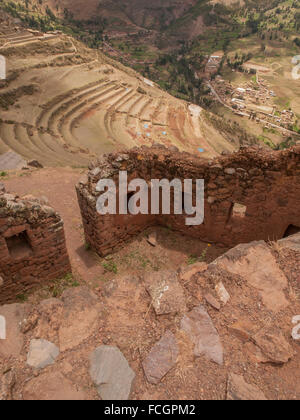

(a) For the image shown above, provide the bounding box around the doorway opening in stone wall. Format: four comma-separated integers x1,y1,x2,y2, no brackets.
5,230,33,259
126,191,136,211
283,225,300,238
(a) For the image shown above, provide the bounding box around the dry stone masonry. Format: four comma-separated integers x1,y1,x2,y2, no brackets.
76,144,300,256
0,187,71,303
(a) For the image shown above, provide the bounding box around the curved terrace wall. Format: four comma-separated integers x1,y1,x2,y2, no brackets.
76,144,300,256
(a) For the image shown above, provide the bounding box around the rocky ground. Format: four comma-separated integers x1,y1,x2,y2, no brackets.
1,231,300,400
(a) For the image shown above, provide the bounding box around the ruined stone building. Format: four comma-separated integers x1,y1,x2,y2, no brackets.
77,145,300,256
0,186,71,303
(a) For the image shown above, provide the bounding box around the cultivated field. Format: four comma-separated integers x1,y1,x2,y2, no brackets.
0,30,238,168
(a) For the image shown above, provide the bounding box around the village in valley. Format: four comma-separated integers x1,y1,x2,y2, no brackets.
205,53,297,139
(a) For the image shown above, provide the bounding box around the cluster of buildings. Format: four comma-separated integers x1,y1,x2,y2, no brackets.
211,75,295,129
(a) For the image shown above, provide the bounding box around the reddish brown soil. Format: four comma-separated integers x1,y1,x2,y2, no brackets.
2,168,300,401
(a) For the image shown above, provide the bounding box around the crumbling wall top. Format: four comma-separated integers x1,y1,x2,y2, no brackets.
0,187,60,225
78,144,300,196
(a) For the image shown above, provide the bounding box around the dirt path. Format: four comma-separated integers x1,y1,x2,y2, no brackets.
3,168,104,283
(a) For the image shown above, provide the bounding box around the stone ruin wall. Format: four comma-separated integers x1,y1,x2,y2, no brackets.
0,186,71,303
76,145,300,257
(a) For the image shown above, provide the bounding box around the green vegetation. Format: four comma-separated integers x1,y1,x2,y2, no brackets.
2,0,299,112
258,134,276,149
49,273,79,298
187,255,198,265
16,293,28,302
1,0,106,48
2,0,299,146
0,85,37,110
187,244,210,265
102,260,118,274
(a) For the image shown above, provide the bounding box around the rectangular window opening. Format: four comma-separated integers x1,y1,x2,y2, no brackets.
5,231,33,259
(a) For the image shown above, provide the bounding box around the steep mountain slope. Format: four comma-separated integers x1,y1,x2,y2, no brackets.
48,0,199,30
2,0,298,169
0,12,252,169
1,0,245,38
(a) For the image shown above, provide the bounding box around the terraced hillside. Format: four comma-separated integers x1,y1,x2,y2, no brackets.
0,27,242,168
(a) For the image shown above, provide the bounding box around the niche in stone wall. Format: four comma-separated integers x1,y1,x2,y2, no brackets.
283,225,300,238
227,202,247,224
5,230,33,259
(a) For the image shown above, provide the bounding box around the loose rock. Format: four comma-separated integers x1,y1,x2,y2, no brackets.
27,339,60,369
227,373,267,400
180,305,223,365
147,231,157,247
142,330,179,384
228,321,255,343
252,326,295,364
204,293,221,310
90,345,135,400
278,232,300,252
145,270,186,315
215,282,230,305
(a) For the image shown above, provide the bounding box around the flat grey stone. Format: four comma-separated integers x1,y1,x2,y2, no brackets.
27,339,59,369
181,305,223,365
90,346,135,400
142,330,179,384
